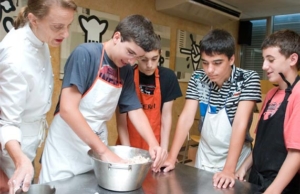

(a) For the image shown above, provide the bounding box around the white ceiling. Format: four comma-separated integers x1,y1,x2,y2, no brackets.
219,0,300,19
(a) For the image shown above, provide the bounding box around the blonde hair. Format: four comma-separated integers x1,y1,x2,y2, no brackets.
14,0,77,29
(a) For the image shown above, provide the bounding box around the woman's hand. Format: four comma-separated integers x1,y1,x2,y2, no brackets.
8,153,33,194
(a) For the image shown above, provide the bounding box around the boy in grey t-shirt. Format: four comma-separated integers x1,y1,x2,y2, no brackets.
39,15,167,183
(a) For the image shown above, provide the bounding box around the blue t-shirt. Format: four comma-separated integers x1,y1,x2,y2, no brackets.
55,43,141,114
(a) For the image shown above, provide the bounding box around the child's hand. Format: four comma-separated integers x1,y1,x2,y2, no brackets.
160,156,176,173
98,148,123,163
235,168,246,181
213,170,235,189
149,146,168,172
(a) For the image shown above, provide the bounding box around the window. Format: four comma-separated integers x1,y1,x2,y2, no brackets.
273,14,300,33
240,13,300,80
240,19,267,79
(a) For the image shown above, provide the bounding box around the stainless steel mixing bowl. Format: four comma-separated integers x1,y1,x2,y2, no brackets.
88,146,152,192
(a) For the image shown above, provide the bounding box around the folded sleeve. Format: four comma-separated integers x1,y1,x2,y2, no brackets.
0,62,27,151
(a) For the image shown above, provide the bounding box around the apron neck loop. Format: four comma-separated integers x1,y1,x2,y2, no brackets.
279,73,292,94
97,43,105,76
290,75,300,89
279,73,300,95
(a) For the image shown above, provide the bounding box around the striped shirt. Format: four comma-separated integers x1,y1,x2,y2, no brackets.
186,65,261,140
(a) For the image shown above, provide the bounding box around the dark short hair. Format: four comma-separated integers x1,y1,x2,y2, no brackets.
200,29,235,59
261,29,300,70
113,14,157,52
152,34,161,51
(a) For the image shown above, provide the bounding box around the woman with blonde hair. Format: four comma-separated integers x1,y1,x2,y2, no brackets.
0,0,76,193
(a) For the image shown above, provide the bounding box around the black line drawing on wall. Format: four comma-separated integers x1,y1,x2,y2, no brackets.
154,24,170,68
3,16,13,32
175,29,203,82
59,7,121,79
78,15,108,43
180,34,201,71
157,34,165,67
59,7,171,79
0,0,15,33
159,56,164,66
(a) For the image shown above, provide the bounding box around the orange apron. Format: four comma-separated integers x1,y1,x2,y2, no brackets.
117,67,161,150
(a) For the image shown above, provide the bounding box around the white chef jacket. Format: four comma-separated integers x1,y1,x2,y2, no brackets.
0,22,53,166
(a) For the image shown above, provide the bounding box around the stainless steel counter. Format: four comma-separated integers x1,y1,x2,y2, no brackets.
47,164,259,194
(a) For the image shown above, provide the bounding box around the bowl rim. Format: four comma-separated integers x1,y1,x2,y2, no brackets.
87,148,154,166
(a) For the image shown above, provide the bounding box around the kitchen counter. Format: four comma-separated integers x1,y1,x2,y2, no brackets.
47,163,259,194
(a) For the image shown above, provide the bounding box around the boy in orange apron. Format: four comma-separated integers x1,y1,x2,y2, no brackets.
116,35,182,150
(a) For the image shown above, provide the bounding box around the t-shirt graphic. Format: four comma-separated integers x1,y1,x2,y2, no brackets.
99,64,121,86
263,101,282,120
263,90,285,120
140,84,155,95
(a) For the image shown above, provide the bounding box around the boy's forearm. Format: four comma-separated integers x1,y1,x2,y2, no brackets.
128,109,159,147
223,129,247,173
116,111,130,146
160,105,173,151
160,123,171,151
118,126,130,146
239,152,253,171
223,100,255,173
265,149,300,193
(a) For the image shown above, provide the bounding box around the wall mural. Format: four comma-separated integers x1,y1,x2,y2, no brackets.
60,7,171,79
0,0,27,40
0,2,171,78
175,29,203,82
153,24,170,68
60,7,120,79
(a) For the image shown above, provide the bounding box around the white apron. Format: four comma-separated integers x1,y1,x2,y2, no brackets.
39,47,122,183
195,91,251,173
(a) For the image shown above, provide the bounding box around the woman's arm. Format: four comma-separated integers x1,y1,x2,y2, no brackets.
0,60,33,193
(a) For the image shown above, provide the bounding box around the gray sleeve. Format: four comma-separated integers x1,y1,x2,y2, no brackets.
62,45,97,94
118,65,142,113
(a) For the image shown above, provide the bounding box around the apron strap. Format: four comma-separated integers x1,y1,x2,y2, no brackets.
279,73,300,95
